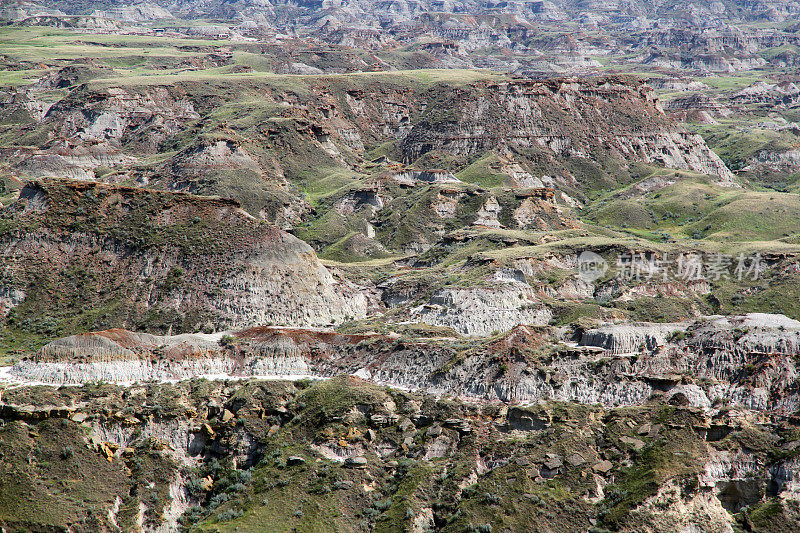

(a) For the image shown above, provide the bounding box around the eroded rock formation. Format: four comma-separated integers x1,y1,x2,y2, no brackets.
0,179,368,331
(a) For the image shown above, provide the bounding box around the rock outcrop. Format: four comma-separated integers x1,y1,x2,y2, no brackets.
12,313,800,414
580,322,685,354
399,77,735,184
3,375,799,532
6,75,734,224
0,179,368,331
414,285,552,336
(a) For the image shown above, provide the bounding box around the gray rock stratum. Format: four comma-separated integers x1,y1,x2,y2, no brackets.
414,285,553,336
11,314,800,415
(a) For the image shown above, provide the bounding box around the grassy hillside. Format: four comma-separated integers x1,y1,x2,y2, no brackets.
584,174,800,242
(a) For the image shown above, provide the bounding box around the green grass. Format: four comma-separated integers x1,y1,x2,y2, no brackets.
0,25,505,94
547,299,606,326
454,152,514,188
296,375,391,426
0,326,56,361
318,232,394,263
758,45,800,60
294,209,357,251
87,68,505,90
697,123,796,175
298,167,360,206
591,199,657,230
701,74,765,91
685,191,800,241
0,69,49,86
583,175,800,241
0,416,176,530
740,499,800,533
614,296,710,323
0,26,220,54
599,407,706,530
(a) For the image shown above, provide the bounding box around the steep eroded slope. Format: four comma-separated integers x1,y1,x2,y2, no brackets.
0,179,368,334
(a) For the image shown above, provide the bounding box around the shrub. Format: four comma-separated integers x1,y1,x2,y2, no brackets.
208,493,230,509
216,508,243,521
163,266,185,290
227,483,246,493
179,505,205,525
185,476,206,499
670,330,686,342
374,498,392,512
482,492,502,505
295,378,313,389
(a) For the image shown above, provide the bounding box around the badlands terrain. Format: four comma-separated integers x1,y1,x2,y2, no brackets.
1,0,800,531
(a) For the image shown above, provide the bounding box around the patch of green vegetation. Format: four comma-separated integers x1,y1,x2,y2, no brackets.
584,175,800,242
710,273,800,321
599,409,705,530
699,123,795,176
0,416,176,531
86,68,504,91
701,75,764,92
375,463,433,532
0,179,273,336
547,300,606,326
748,498,783,524
738,498,800,533
759,44,800,60
390,322,460,338
299,167,360,206
320,232,396,263
162,266,186,291
590,200,656,230
318,232,395,263
598,444,665,529
613,296,709,323
294,210,356,252
296,376,392,428
0,325,54,362
364,141,397,161
684,191,800,241
456,152,509,188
